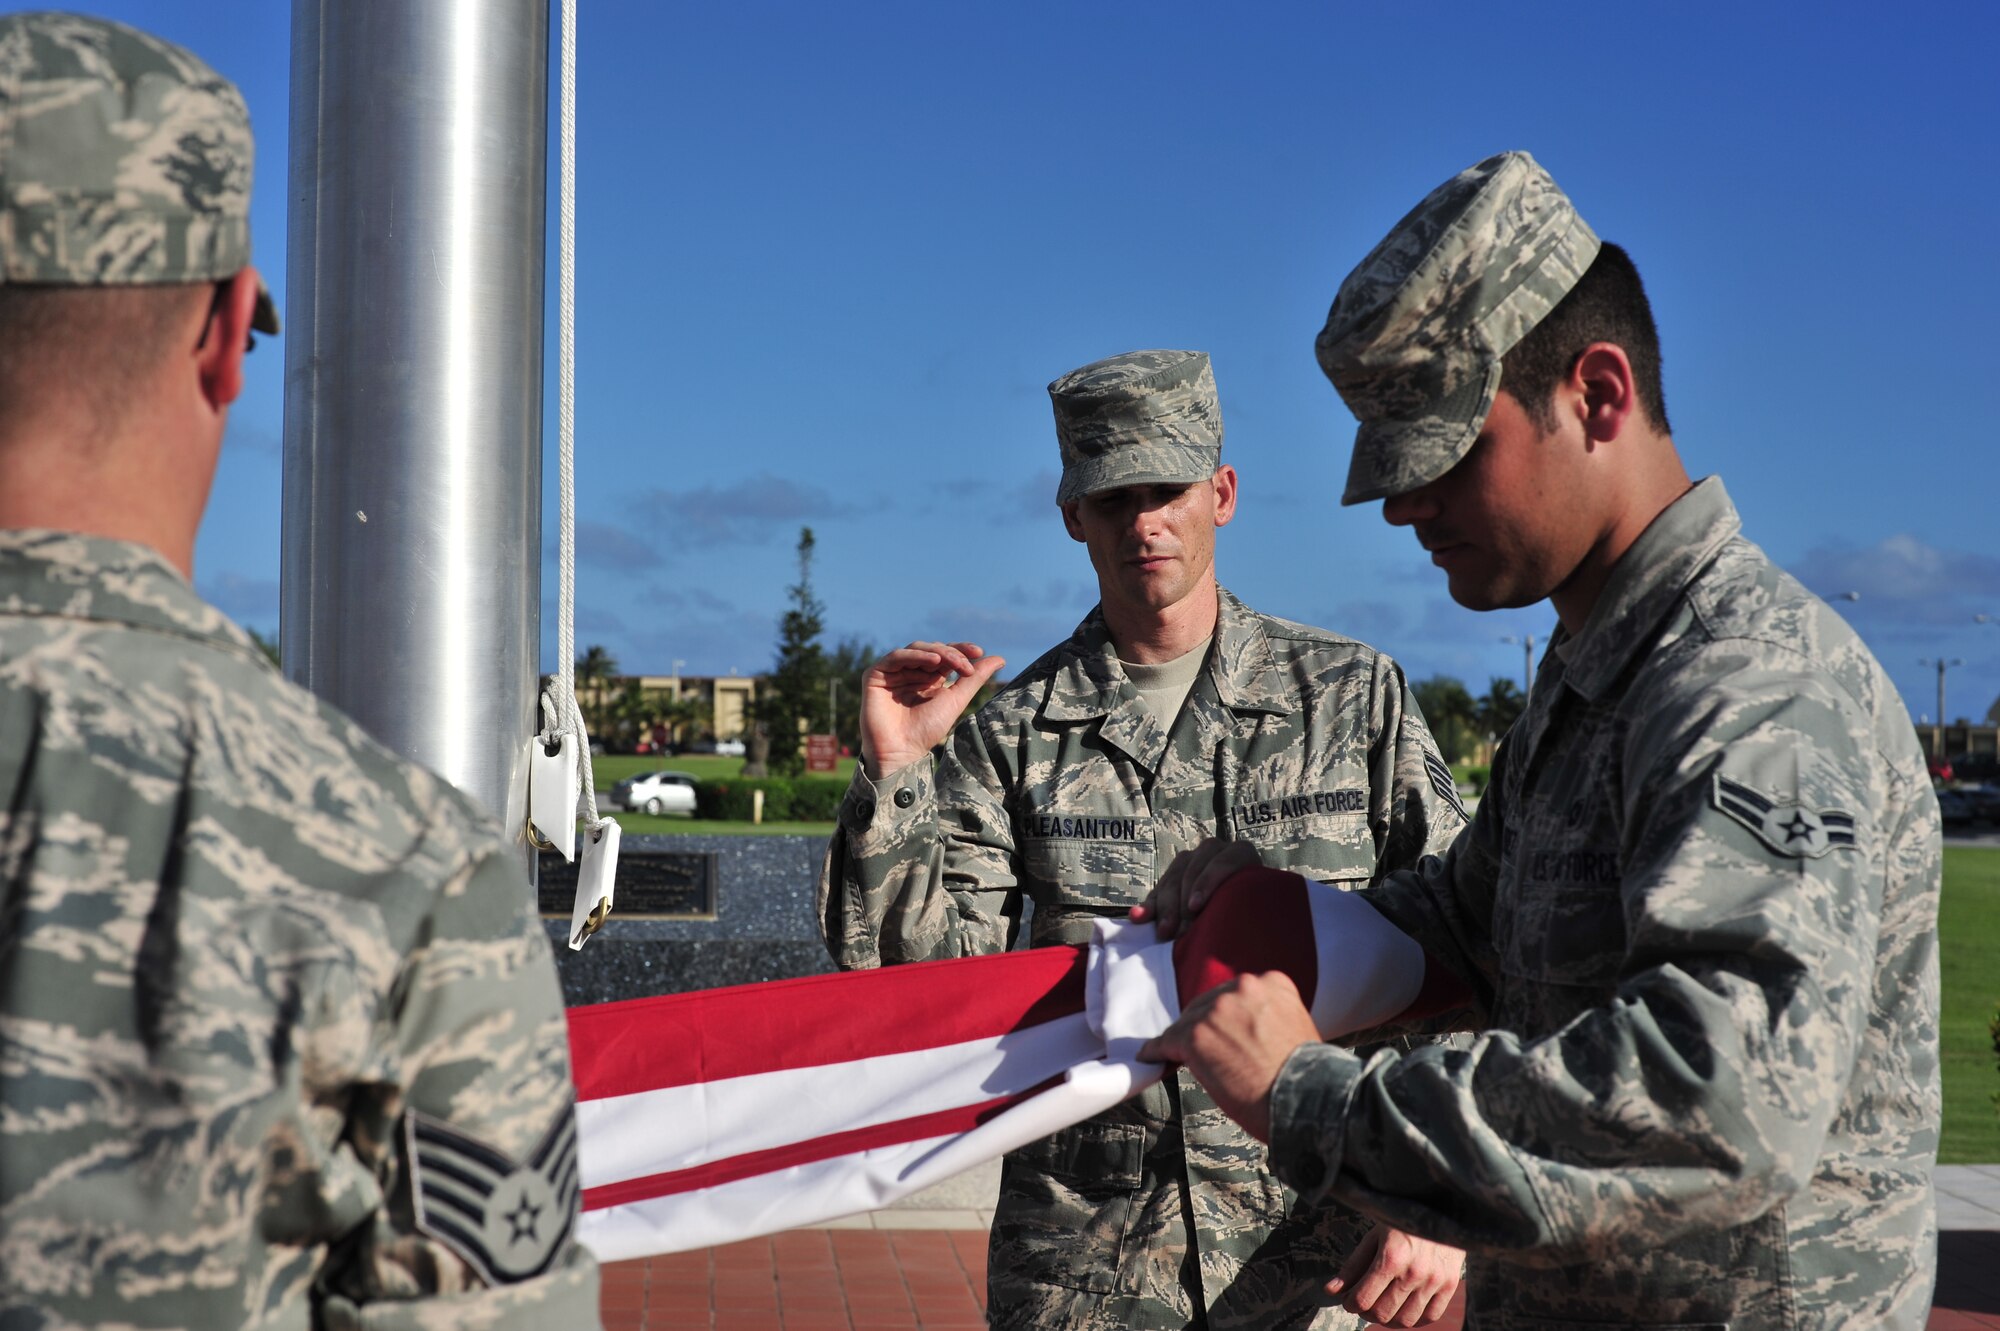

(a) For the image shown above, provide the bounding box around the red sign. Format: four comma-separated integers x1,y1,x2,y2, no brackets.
805,734,839,773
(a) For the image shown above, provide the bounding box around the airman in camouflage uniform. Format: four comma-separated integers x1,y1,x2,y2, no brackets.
0,14,597,1328
1144,151,1942,1330
818,350,1469,1328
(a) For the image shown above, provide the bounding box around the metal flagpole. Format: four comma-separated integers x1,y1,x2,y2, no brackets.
281,0,550,882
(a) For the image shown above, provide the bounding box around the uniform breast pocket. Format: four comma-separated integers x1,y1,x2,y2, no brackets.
1498,849,1628,990
1021,835,1086,893
1019,816,1156,914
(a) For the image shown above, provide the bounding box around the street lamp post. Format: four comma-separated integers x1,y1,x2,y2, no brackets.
1917,657,1965,761
1500,634,1537,694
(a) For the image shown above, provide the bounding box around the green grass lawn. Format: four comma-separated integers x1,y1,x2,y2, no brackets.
1940,846,2000,1163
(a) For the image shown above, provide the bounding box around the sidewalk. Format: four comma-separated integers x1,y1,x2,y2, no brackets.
599,1165,2000,1329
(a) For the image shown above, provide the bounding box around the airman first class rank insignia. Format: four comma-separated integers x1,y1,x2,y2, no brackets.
1712,773,1858,859
406,1097,580,1284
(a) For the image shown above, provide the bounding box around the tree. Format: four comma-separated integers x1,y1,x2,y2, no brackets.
247,626,282,669
756,527,829,777
607,678,655,752
659,690,711,750
1987,694,2000,726
1412,675,1479,765
827,636,879,754
575,644,619,735
1476,676,1527,741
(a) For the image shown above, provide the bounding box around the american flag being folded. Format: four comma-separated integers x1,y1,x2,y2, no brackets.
566,868,1427,1262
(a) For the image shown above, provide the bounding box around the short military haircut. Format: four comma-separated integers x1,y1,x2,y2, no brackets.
1498,242,1670,436
0,283,208,440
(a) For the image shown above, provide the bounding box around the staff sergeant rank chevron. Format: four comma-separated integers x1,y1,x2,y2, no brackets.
407,1098,582,1286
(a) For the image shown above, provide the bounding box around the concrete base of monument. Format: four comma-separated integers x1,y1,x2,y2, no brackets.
544,833,837,1005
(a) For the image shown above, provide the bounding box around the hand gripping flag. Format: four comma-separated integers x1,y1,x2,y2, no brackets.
567,868,1429,1262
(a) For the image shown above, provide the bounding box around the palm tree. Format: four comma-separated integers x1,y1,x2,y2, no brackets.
575,644,618,734
1412,675,1479,765
659,691,711,750
1476,677,1527,742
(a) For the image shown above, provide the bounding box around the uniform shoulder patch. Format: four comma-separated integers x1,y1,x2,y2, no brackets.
1423,750,1469,820
404,1096,579,1285
1711,773,1859,859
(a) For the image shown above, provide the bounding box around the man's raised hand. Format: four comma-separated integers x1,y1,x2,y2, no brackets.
859,641,1007,779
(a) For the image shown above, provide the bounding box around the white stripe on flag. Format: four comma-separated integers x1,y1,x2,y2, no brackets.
577,1010,1101,1190
579,1129,964,1261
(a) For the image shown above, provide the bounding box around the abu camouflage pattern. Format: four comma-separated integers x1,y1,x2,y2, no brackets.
1316,151,1598,506
1050,350,1224,504
1265,480,1942,1329
818,588,1465,1329
0,11,278,330
0,532,598,1329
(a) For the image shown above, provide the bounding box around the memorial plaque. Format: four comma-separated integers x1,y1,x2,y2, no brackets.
538,849,718,920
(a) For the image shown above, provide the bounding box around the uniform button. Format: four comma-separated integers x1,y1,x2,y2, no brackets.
893,787,916,809
855,799,876,822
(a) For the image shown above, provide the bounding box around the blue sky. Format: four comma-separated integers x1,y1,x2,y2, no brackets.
107,1,2000,729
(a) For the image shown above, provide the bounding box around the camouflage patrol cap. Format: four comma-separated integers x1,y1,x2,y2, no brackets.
1049,349,1222,504
0,11,279,333
1317,151,1596,505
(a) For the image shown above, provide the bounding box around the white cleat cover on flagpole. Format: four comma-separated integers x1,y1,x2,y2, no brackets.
527,731,580,863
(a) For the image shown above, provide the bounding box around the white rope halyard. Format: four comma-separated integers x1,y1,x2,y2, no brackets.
531,0,621,949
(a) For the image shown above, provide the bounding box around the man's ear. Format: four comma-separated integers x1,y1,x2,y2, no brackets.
1060,499,1087,543
1571,342,1637,446
1209,464,1238,528
196,267,260,411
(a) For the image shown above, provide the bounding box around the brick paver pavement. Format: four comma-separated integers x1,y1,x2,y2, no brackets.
602,1227,2000,1329
601,1230,987,1331
1931,1230,2000,1330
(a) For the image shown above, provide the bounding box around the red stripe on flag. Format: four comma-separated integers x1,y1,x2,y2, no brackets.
580,1075,1065,1211
567,945,1089,1101
1172,867,1317,1007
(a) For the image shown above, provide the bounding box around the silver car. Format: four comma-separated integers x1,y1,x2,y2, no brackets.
610,769,699,816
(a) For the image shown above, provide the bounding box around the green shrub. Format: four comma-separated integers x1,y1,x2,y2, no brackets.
1454,763,1492,797
787,778,849,821
1990,1003,2000,1116
696,776,795,821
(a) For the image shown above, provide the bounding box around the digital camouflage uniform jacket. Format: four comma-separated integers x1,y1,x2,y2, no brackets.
0,533,600,1330
1267,479,1942,1329
819,588,1465,1330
